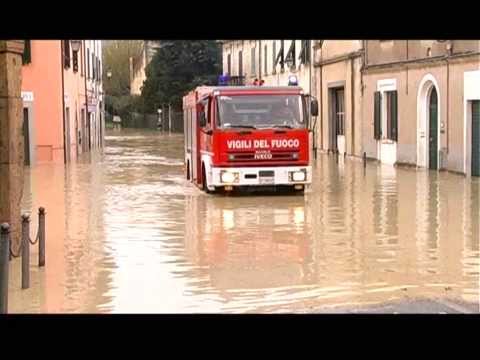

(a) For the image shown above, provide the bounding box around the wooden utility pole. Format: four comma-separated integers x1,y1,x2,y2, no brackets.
0,40,25,249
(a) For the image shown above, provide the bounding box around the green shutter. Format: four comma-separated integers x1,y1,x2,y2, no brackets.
22,40,31,65
391,90,398,141
374,91,382,140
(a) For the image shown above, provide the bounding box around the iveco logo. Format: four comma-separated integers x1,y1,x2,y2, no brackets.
254,150,272,160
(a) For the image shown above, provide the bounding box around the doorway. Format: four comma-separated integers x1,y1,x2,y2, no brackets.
428,87,438,170
472,100,480,176
417,74,440,169
329,87,345,153
23,107,30,166
65,107,71,163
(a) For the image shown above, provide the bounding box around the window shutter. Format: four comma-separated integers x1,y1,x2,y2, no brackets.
22,40,31,65
64,40,71,68
374,91,382,140
285,40,296,69
391,90,398,141
298,40,310,64
274,40,284,70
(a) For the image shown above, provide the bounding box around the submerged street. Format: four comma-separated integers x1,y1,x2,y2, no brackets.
8,129,479,313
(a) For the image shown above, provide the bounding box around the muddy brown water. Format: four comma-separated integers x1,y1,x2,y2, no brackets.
8,129,479,313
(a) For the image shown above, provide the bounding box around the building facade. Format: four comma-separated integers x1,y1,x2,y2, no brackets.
21,40,104,165
313,40,364,157
221,40,314,91
84,40,104,150
221,40,480,177
129,40,161,96
362,40,480,176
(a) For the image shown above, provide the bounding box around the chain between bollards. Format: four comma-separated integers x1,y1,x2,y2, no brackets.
0,223,10,314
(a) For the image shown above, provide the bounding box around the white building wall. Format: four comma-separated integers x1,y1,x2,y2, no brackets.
222,40,315,95
84,40,104,149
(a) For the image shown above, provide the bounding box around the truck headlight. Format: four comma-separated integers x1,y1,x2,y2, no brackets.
290,170,306,182
221,171,239,183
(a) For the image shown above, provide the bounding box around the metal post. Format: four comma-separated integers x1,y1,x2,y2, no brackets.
0,223,10,314
363,152,367,168
38,207,45,267
168,104,172,133
21,215,30,289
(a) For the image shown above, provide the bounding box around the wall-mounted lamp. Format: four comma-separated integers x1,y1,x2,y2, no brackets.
71,40,82,73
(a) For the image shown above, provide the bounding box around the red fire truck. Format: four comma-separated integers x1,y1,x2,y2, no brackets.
183,80,318,194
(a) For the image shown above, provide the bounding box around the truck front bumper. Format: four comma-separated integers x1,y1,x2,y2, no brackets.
210,165,312,187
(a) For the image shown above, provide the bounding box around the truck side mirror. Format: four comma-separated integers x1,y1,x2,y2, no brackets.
310,99,319,117
199,111,207,127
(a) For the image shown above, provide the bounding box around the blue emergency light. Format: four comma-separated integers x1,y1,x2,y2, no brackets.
288,75,298,86
218,74,230,86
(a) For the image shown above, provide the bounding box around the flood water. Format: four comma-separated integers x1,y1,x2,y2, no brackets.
8,129,479,313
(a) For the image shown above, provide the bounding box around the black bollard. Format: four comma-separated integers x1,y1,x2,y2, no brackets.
21,215,30,290
0,223,10,313
38,207,45,267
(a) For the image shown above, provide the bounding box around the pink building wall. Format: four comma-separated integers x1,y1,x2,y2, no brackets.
22,40,88,164
22,40,64,163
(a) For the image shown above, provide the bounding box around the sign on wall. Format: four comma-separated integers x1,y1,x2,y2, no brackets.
21,91,34,102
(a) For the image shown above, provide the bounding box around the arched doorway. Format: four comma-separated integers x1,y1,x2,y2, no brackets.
417,74,440,169
428,87,439,170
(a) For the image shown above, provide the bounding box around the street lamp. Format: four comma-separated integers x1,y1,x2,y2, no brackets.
70,40,82,73
70,40,82,53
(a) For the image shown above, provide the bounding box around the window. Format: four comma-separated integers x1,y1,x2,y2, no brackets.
374,90,398,141
386,91,398,141
92,53,96,80
251,47,256,76
63,40,71,69
299,40,311,65
217,95,305,129
72,47,79,73
22,40,31,65
227,53,231,75
87,49,90,78
264,45,268,75
285,40,296,69
238,50,243,76
80,44,83,76
334,88,345,135
274,40,284,72
97,58,101,81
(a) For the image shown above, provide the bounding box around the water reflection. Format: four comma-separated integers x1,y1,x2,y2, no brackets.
8,129,479,313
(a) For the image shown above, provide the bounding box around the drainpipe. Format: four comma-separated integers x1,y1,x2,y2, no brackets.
310,40,316,159
258,40,262,81
351,56,355,156
406,40,409,95
446,56,450,154
61,40,67,165
319,41,324,151
83,41,89,153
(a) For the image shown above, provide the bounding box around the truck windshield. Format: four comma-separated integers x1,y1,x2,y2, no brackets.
217,95,305,129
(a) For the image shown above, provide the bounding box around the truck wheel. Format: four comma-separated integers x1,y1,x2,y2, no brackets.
202,165,212,194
